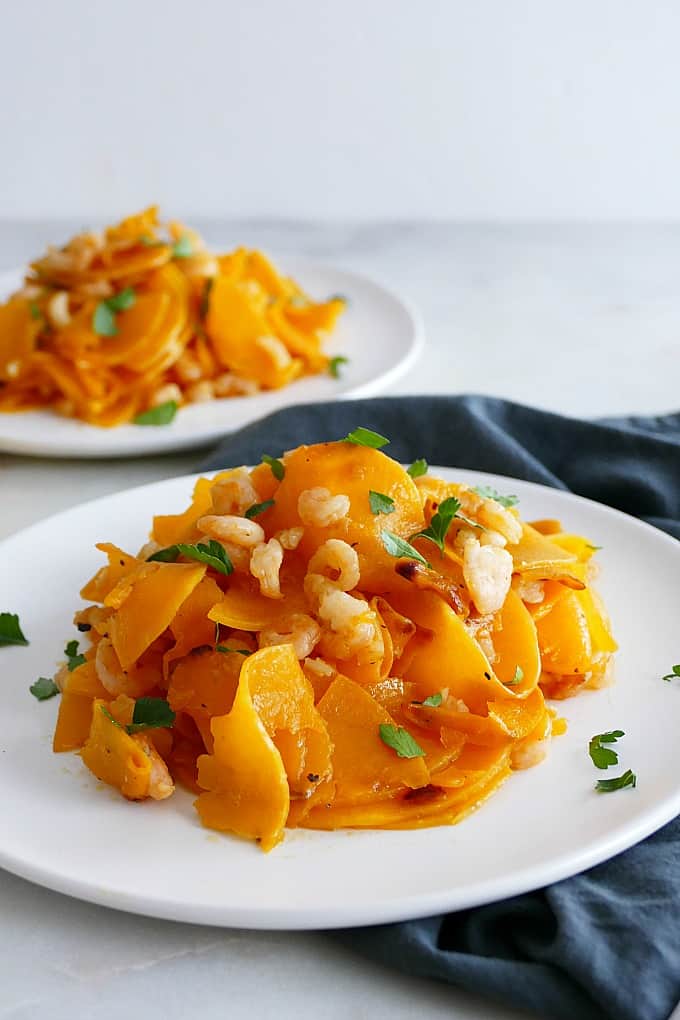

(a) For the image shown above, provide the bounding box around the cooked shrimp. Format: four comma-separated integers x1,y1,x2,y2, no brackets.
462,538,513,615
308,539,360,592
250,538,284,598
259,613,321,659
95,638,156,699
276,527,304,550
298,487,350,527
132,734,175,800
210,468,261,516
198,514,264,548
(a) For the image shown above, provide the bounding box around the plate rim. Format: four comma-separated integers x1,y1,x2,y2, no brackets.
1,466,679,929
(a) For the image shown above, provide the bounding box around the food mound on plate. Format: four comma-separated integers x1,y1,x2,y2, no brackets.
49,433,616,850
0,207,345,427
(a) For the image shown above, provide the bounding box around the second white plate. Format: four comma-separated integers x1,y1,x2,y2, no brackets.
0,258,423,458
0,468,679,929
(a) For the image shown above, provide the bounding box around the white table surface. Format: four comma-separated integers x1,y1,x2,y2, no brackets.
2,220,679,1020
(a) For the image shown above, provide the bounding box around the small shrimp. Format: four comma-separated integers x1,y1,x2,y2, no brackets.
250,538,284,598
308,539,360,592
477,499,523,546
259,613,321,659
276,527,304,551
211,468,260,516
46,290,71,329
95,638,156,699
298,487,350,527
316,588,383,658
462,538,513,615
516,578,545,604
132,734,175,800
198,514,264,548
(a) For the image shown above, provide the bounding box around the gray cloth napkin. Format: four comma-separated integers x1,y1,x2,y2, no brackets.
202,394,680,1020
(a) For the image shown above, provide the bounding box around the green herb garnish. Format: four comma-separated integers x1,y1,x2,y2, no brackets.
328,356,349,379
29,301,42,321
345,427,390,449
101,705,122,728
595,769,636,793
588,729,625,769
64,639,86,672
30,677,58,701
379,723,426,759
171,235,193,259
662,665,680,682
506,666,524,686
92,287,136,336
472,485,519,508
418,692,443,707
410,496,462,554
216,646,253,656
407,459,428,479
199,277,214,319
125,697,176,734
149,539,233,576
133,400,178,426
245,499,275,519
0,612,29,646
261,454,285,481
369,491,395,516
380,529,430,567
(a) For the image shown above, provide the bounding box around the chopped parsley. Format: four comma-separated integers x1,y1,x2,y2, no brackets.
216,645,252,656
379,723,426,759
29,301,42,321
410,497,462,554
245,499,275,519
418,692,443,708
472,485,519,508
30,676,58,701
407,459,428,479
662,665,680,682
506,666,524,686
0,612,28,646
380,529,430,567
344,427,390,449
126,697,176,734
369,490,395,516
133,400,178,426
92,287,136,336
64,639,86,672
149,539,233,576
595,769,636,793
261,454,285,481
171,235,193,259
328,356,349,379
588,730,625,769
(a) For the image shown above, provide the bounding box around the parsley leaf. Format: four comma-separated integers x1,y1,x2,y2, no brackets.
662,664,680,682
106,287,136,312
126,697,176,734
328,356,349,379
261,454,285,480
199,277,214,319
245,499,275,519
589,729,625,769
29,301,42,321
380,529,430,567
148,539,233,574
172,235,193,259
216,646,253,656
0,612,29,646
92,287,137,336
472,485,519,508
101,705,122,729
419,692,443,707
410,496,462,554
379,723,426,758
506,665,524,686
65,639,86,672
407,459,428,479
595,769,636,793
92,302,117,336
133,400,178,426
369,490,395,516
345,427,390,449
30,676,58,701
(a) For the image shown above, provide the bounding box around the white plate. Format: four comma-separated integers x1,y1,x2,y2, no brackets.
1,468,679,930
0,259,423,458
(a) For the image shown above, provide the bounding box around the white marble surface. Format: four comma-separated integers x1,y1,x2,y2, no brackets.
2,221,680,1020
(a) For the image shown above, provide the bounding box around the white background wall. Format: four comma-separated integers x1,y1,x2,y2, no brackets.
2,0,680,221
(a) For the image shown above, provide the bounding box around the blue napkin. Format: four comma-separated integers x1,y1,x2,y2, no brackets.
203,395,680,1020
